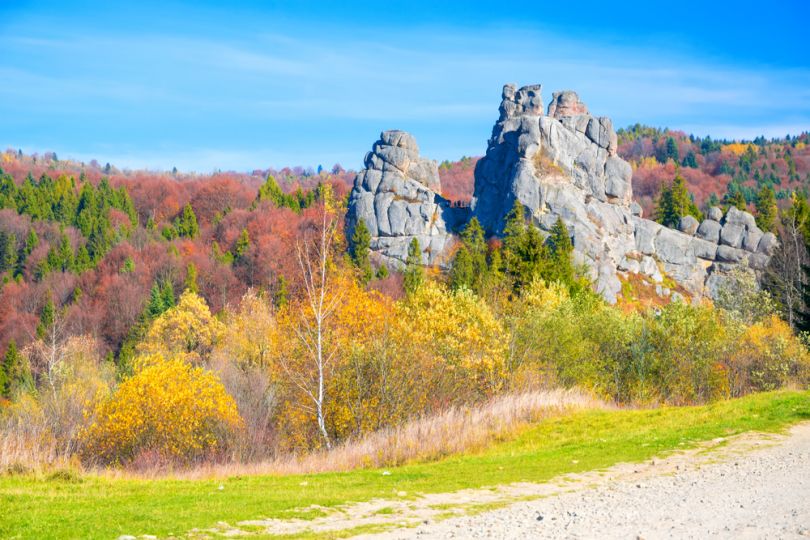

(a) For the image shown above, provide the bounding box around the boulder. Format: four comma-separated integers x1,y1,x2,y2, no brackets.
720,223,745,249
547,90,589,118
742,227,763,252
707,206,723,221
723,206,757,229
757,232,778,255
696,219,722,243
678,215,699,236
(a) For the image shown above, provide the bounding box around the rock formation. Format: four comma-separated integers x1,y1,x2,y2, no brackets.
345,130,468,267
346,84,776,303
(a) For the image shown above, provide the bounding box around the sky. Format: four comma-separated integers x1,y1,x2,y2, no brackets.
1,0,809,173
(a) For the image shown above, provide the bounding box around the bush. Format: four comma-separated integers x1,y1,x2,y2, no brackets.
82,355,242,465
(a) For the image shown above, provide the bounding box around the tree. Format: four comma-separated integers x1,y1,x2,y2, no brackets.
725,187,747,212
450,246,474,290
184,263,199,293
234,228,250,260
755,186,777,232
655,173,701,227
0,232,16,273
282,209,342,449
349,220,373,284
1,340,23,398
138,290,224,363
176,203,199,238
403,238,424,295
764,194,809,329
547,217,575,286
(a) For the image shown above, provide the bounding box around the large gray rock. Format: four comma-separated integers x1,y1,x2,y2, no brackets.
707,206,723,221
696,219,722,243
349,83,777,303
346,130,468,268
678,215,699,236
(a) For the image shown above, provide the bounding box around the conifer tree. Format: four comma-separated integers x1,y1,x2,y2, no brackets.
1,340,21,399
655,173,701,227
403,238,424,295
755,185,777,232
349,220,373,284
176,203,199,238
184,263,199,293
235,228,250,260
273,275,289,308
449,246,474,290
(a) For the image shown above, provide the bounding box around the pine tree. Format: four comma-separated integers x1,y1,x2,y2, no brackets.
184,263,199,293
74,244,91,272
755,186,777,232
0,232,16,273
146,282,166,318
176,203,199,238
37,294,55,339
655,173,701,227
1,340,21,399
450,246,474,290
349,220,373,284
546,217,575,286
403,238,424,295
56,233,73,271
235,228,250,260
376,264,389,280
273,275,289,308
160,280,175,311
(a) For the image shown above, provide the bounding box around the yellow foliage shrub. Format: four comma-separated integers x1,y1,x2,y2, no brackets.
137,291,224,363
726,315,810,395
81,356,242,465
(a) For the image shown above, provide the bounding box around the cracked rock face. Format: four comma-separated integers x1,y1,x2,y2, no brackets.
346,86,776,303
345,130,468,268
470,84,775,303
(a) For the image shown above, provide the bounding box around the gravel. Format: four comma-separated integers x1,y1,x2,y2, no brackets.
370,423,810,539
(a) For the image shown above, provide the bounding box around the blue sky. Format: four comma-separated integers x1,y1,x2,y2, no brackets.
1,0,809,172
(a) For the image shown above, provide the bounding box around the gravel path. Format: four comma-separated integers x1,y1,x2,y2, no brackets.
364,423,810,540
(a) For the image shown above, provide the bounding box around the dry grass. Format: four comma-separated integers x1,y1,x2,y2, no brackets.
1,388,607,479
148,388,607,480
532,147,566,177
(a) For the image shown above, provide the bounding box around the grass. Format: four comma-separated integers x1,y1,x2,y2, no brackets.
1,390,808,539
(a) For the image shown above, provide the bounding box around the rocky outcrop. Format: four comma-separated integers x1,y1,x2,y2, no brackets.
470,83,774,303
345,130,468,267
346,85,776,303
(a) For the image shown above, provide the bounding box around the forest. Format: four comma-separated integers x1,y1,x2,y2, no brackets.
0,128,809,471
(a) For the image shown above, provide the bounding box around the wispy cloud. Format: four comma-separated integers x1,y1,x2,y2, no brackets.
1,16,808,170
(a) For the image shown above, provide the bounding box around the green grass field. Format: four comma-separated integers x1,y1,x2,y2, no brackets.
1,390,808,539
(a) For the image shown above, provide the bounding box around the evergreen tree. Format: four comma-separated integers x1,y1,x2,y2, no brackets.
0,232,16,273
184,263,199,293
24,228,39,255
74,244,91,272
349,220,373,284
234,228,250,260
546,217,575,285
725,188,747,211
376,263,389,280
403,238,424,295
1,340,21,398
449,246,474,290
160,280,175,311
755,186,777,232
655,173,701,227
273,275,289,308
681,151,698,168
256,174,285,207
146,282,166,318
176,203,199,238
37,294,55,339
664,137,680,163
56,233,73,272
